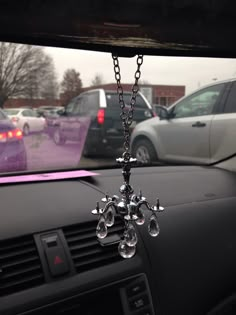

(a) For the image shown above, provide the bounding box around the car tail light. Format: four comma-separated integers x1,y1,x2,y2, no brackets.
11,117,19,123
0,129,23,143
0,132,7,143
14,129,23,139
97,109,105,124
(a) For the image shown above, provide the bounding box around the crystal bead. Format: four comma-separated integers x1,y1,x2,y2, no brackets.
118,240,136,259
148,214,160,237
105,207,114,227
124,223,137,246
96,215,107,239
136,208,145,225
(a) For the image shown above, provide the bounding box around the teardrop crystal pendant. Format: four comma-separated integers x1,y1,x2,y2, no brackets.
124,223,138,247
148,214,160,237
105,207,115,227
136,209,145,225
118,240,136,259
96,215,107,239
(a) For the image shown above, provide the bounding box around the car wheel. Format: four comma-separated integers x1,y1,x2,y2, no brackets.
53,128,66,145
23,124,30,136
133,139,157,163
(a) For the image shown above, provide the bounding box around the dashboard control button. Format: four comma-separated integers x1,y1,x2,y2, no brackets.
41,233,70,277
46,247,69,277
129,294,149,311
127,281,146,297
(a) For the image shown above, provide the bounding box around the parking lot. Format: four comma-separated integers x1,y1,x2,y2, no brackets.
24,133,116,172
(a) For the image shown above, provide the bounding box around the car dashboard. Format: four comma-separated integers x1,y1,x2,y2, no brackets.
0,165,234,315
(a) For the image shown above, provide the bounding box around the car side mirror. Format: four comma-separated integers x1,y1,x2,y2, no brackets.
154,105,169,120
57,109,65,116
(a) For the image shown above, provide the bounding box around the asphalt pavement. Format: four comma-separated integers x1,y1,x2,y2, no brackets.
24,133,116,172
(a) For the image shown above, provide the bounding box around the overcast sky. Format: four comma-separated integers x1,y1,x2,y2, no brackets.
46,46,236,94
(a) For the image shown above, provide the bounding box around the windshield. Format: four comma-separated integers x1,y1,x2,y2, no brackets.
0,41,235,174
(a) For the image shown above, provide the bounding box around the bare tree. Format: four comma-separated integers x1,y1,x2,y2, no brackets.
61,69,83,105
91,73,104,86
34,55,58,99
0,43,58,107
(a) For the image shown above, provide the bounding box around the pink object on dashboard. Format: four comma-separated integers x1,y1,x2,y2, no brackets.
0,170,99,184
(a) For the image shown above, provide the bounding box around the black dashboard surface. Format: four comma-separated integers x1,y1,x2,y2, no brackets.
0,165,235,315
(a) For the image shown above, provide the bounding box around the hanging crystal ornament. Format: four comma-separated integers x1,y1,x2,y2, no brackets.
124,222,138,246
105,206,115,227
92,54,164,258
96,214,107,239
148,214,160,237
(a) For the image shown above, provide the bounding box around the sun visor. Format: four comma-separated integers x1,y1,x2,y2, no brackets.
0,0,236,58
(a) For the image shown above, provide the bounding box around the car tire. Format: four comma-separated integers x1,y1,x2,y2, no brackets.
53,128,66,145
132,139,157,163
23,124,30,136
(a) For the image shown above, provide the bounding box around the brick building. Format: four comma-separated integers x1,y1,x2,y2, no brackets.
3,83,185,109
84,83,185,107
4,98,61,109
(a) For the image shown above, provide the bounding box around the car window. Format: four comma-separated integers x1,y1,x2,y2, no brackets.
106,93,147,109
4,109,20,115
224,82,236,113
83,92,99,116
71,97,84,115
172,83,225,118
30,110,38,117
65,100,76,115
22,110,31,117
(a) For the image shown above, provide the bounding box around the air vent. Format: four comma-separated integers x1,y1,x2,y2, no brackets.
0,235,44,296
63,218,125,273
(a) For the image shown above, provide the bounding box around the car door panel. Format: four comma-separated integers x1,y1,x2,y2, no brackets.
156,83,226,164
61,99,78,139
22,110,32,131
210,81,236,162
156,115,212,163
210,114,236,162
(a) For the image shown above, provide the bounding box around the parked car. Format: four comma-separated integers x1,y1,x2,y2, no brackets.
0,108,27,172
48,89,155,156
4,108,46,135
37,106,64,117
131,79,236,164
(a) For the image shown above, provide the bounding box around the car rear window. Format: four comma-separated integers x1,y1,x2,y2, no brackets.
4,109,19,115
73,92,99,116
106,92,148,109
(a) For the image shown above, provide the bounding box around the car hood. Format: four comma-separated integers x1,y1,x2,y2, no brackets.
134,116,161,131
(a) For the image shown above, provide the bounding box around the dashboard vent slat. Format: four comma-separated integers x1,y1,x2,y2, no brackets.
63,218,125,274
0,235,44,296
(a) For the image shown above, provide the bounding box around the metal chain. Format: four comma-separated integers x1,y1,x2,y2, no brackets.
112,54,143,156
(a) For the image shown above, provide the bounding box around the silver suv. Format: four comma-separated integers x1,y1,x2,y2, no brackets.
131,79,236,164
